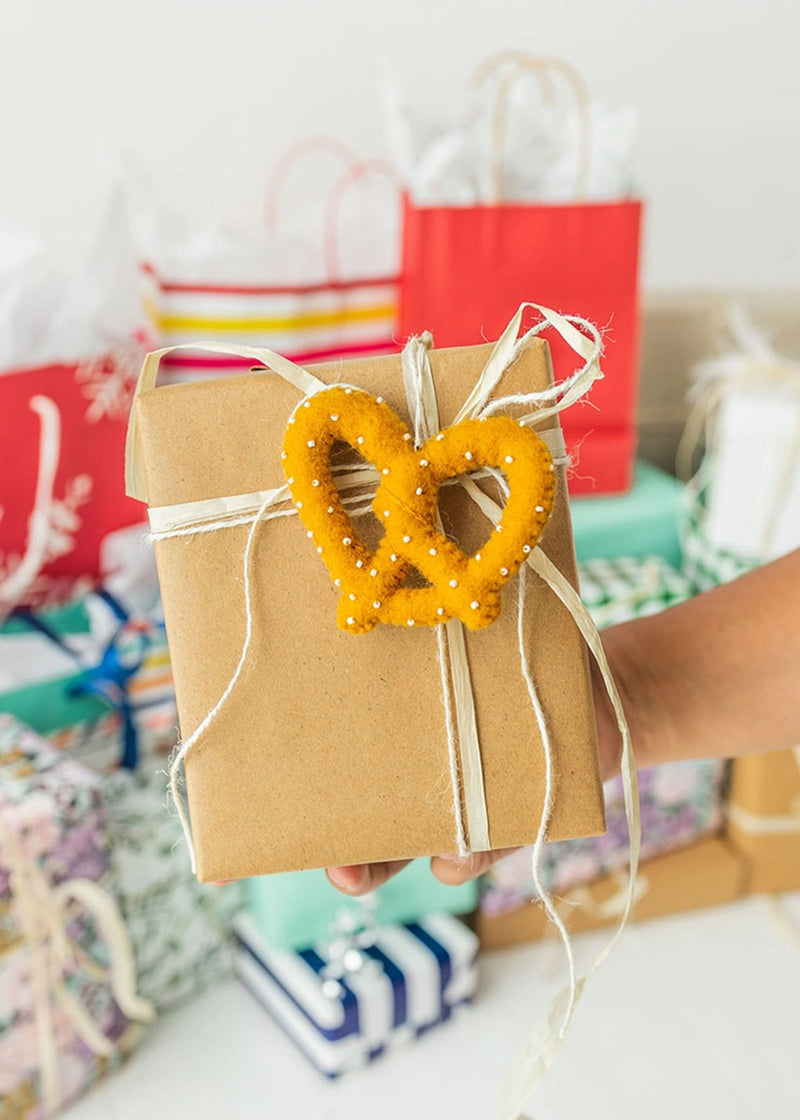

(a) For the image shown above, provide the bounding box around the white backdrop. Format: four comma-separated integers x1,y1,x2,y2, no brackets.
0,0,798,291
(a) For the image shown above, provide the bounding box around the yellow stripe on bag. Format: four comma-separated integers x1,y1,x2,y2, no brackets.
156,303,396,334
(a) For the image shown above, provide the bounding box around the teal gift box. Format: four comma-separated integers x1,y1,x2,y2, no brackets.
571,460,682,567
246,860,478,951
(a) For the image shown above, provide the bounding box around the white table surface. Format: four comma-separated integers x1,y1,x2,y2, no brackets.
65,893,800,1120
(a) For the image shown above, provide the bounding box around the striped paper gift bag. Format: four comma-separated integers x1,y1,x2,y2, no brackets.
144,144,401,384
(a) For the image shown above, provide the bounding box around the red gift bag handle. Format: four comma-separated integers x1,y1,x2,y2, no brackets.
471,51,592,204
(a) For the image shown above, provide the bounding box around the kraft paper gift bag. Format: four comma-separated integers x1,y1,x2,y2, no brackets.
126,308,610,883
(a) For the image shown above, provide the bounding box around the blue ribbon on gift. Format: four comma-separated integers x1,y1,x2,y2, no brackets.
11,589,153,770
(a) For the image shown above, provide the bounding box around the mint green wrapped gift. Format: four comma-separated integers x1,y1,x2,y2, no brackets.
571,460,682,567
246,860,478,951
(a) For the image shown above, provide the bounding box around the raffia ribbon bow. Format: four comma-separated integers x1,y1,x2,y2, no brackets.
0,815,155,1114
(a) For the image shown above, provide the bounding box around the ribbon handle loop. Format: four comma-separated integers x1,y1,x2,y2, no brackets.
125,342,328,502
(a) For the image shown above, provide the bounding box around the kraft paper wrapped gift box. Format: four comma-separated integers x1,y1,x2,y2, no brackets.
726,748,800,895
477,836,749,949
130,336,606,880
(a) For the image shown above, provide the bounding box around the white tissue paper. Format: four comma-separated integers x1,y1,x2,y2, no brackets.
386,66,638,205
0,185,149,371
127,155,401,377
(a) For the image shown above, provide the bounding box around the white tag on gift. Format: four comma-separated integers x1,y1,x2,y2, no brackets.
705,385,800,560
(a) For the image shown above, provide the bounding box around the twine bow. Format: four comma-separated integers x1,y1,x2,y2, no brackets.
0,813,155,1114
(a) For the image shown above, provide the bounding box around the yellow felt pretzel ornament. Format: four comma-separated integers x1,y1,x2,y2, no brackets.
281,385,555,632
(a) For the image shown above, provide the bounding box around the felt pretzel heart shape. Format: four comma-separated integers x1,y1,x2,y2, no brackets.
281,386,555,632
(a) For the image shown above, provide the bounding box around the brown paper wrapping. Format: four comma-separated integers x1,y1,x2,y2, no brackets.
477,837,749,949
134,338,606,880
726,748,800,894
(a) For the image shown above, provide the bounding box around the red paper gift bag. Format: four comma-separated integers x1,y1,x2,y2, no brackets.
0,350,145,611
397,56,643,495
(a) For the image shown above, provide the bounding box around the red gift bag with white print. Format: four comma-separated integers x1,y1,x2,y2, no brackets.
0,346,146,612
396,55,643,495
143,140,402,384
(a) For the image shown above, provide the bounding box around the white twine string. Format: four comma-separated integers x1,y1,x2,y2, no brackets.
517,562,577,1026
0,814,155,1111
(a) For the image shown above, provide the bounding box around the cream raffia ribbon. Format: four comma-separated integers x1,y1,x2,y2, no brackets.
125,302,641,1119
0,814,155,1113
676,302,800,559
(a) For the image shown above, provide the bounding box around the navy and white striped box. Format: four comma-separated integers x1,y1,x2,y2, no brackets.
233,911,478,1077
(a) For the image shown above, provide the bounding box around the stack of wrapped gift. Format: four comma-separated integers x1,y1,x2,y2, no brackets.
245,859,477,950
234,909,478,1077
673,307,800,896
100,767,243,1012
478,556,746,947
237,861,478,1071
0,715,154,1117
0,588,177,772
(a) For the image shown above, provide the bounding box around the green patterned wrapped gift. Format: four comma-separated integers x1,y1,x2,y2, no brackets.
679,472,756,592
578,555,693,629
